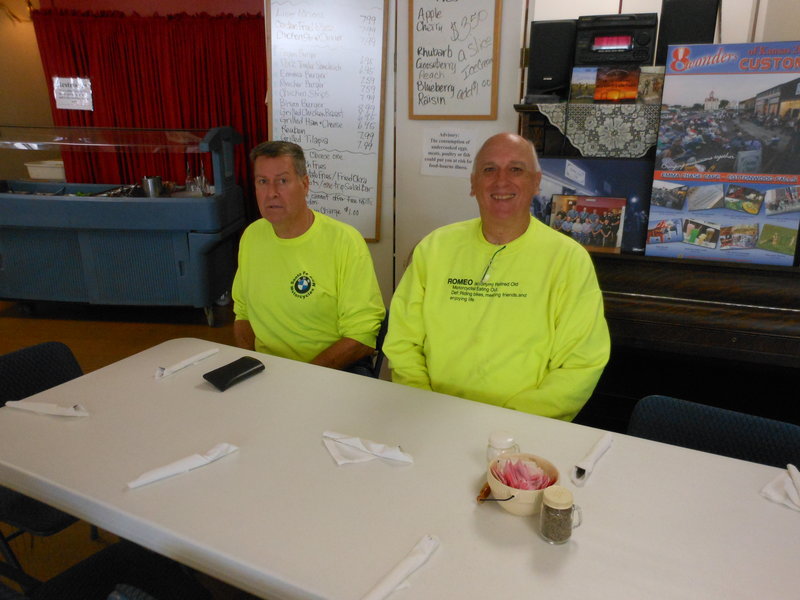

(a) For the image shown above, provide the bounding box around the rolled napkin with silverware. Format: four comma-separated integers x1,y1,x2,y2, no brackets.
127,442,238,489
760,464,800,511
322,431,413,465
3,401,89,417
361,534,439,600
154,348,219,379
571,432,613,486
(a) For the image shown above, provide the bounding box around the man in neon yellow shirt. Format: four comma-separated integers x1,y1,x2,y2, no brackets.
384,133,610,420
232,141,385,371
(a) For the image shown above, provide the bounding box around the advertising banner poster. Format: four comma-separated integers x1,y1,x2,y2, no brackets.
647,41,800,266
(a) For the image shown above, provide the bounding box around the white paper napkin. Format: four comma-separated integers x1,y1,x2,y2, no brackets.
154,348,219,379
3,401,89,417
571,432,613,486
361,534,440,600
760,464,800,511
322,431,413,465
127,442,238,489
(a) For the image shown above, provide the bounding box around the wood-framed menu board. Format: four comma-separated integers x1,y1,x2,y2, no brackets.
409,0,502,120
266,0,388,241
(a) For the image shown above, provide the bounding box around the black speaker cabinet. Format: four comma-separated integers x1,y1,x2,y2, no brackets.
525,19,577,103
655,0,720,65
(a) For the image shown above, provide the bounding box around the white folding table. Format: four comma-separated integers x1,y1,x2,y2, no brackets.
0,338,796,599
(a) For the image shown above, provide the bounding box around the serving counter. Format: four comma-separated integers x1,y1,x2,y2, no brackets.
0,127,245,325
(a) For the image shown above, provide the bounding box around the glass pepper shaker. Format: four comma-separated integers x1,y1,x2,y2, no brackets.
539,485,582,544
185,159,198,194
486,430,520,463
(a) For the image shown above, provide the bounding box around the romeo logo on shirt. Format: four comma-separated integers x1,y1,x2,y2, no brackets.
290,271,315,298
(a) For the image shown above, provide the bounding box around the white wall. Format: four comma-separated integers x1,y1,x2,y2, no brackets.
755,0,800,42
531,0,623,21
368,3,396,306
0,0,55,179
720,0,758,42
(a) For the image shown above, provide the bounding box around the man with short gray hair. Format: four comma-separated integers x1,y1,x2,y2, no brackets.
232,140,385,372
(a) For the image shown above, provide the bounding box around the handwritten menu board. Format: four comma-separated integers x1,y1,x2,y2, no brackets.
267,0,387,240
409,0,501,119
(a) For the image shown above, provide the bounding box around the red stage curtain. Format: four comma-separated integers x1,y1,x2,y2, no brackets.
31,10,267,213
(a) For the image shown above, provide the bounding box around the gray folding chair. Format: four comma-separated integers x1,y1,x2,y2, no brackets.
344,311,389,378
369,310,390,378
628,394,800,468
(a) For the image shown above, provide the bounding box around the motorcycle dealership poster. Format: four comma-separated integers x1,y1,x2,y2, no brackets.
647,41,800,267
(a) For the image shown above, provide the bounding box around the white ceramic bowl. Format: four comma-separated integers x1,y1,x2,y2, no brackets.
486,453,559,516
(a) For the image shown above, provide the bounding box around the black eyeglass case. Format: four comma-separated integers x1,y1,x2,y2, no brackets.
203,356,265,391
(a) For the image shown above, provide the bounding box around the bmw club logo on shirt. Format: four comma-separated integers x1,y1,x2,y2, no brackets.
290,271,315,298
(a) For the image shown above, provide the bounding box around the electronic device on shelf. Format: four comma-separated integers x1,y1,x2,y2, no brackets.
524,19,577,104
655,0,720,65
574,13,658,66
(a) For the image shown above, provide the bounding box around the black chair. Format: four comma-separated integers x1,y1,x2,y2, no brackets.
0,540,211,599
627,394,800,468
369,310,390,378
344,311,389,378
0,343,92,577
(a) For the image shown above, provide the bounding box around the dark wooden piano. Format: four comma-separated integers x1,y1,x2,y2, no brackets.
580,254,800,431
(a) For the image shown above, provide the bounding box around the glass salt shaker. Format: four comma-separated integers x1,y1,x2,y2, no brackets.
185,160,200,195
197,161,208,196
539,485,582,544
486,430,520,463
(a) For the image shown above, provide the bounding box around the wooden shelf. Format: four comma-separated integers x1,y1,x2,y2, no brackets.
592,253,800,367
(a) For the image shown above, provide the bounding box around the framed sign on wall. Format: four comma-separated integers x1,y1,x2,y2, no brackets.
409,0,502,120
266,0,388,241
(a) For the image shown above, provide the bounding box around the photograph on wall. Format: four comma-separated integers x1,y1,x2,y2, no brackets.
647,218,683,244
535,157,652,254
647,41,800,266
651,181,687,210
686,183,725,210
755,222,798,255
569,67,598,104
549,194,626,253
637,66,665,105
719,223,758,249
593,65,640,103
723,184,765,214
682,217,720,249
765,184,800,215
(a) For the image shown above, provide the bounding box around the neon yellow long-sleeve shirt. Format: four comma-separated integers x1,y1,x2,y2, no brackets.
384,217,610,421
232,212,385,363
